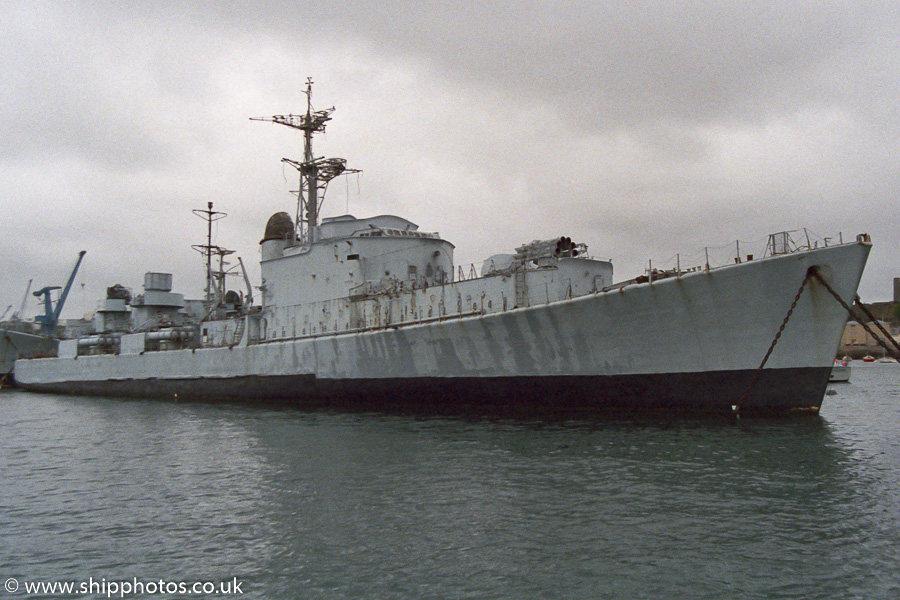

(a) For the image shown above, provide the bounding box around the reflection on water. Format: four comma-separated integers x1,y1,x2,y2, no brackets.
1,365,898,599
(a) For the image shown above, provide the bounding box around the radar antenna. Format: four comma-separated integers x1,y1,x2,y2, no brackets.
251,77,360,244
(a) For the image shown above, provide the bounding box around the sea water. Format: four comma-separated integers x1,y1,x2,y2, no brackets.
2,363,898,599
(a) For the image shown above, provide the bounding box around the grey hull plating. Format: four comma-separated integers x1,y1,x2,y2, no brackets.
22,367,831,416
1,329,58,382
15,239,869,416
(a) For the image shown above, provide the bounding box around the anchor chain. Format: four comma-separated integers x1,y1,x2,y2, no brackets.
735,266,900,414
809,271,900,361
735,269,812,412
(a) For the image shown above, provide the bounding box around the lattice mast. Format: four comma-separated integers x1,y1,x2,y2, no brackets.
251,78,359,244
191,202,229,305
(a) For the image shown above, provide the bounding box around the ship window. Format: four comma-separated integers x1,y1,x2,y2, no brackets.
347,254,359,260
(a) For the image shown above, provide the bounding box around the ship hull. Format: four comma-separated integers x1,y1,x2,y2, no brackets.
15,241,870,415
19,368,830,416
1,329,58,384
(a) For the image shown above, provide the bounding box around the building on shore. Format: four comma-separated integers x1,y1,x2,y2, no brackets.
838,319,899,358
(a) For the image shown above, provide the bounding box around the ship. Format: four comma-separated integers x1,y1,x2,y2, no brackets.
1,252,86,386
1,327,58,386
828,357,851,383
14,81,872,415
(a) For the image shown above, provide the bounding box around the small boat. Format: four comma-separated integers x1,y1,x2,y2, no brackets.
862,355,876,362
829,358,851,383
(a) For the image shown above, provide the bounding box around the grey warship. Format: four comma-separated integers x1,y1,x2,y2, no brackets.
15,81,872,415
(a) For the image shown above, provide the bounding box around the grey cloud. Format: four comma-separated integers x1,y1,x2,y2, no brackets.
1,0,898,319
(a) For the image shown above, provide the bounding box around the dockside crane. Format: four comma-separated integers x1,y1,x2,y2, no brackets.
8,279,33,321
33,251,86,335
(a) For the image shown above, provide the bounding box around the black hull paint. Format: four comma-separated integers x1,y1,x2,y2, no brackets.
20,366,832,417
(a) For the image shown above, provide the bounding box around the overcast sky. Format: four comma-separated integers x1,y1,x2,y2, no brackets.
2,0,898,321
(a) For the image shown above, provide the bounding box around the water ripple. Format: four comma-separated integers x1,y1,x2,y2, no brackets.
2,367,899,599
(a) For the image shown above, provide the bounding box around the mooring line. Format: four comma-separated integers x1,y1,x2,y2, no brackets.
809,271,900,361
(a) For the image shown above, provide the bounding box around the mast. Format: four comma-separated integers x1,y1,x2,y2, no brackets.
251,78,359,244
302,79,317,234
191,202,228,305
